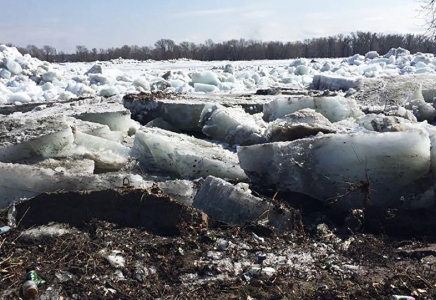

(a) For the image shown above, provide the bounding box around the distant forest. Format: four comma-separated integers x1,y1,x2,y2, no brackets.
4,32,436,62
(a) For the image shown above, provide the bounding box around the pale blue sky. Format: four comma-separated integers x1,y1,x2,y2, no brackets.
0,0,427,52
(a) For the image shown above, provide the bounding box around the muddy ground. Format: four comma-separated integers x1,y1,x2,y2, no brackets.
1,188,436,300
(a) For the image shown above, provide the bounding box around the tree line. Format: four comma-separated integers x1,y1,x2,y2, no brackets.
4,32,436,63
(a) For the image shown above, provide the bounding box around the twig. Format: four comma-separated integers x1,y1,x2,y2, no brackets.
16,206,30,228
257,190,278,221
266,190,279,220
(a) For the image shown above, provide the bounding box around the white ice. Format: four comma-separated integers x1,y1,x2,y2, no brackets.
263,95,363,122
238,130,431,209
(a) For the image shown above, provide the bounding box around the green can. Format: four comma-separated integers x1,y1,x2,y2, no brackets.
26,271,46,287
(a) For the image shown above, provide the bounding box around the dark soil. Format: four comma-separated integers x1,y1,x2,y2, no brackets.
1,189,436,299
123,92,179,102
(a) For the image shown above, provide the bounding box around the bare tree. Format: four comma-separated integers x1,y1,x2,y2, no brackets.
154,39,175,59
9,29,436,63
26,45,42,59
75,45,89,61
91,48,98,61
99,48,106,61
120,45,131,59
58,51,65,62
43,45,56,62
130,45,140,60
421,0,436,37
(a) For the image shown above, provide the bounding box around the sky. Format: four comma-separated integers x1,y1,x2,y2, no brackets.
0,0,428,53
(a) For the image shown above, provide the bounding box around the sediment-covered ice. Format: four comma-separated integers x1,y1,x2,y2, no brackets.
0,115,74,162
355,112,422,133
311,74,361,91
238,130,431,209
353,75,436,106
0,162,149,208
267,108,337,142
124,98,206,131
361,105,417,122
12,99,138,135
133,127,247,180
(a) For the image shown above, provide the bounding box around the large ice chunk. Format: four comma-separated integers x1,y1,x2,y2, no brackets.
193,176,293,230
4,58,22,75
124,98,206,131
405,99,436,122
357,114,414,132
238,130,431,209
383,47,410,58
8,92,32,104
75,107,135,134
133,127,247,180
365,51,380,59
424,125,436,174
267,108,337,142
85,64,103,75
0,162,149,208
0,68,11,79
66,82,96,97
72,131,131,171
144,118,181,133
66,117,124,143
99,86,119,97
0,115,74,162
311,74,360,91
42,71,62,82
290,58,308,67
123,94,270,129
353,75,436,106
15,99,137,135
294,65,310,76
89,74,110,85
199,104,267,146
362,105,417,122
34,158,95,174
133,78,151,91
194,83,219,93
191,71,221,86
157,179,198,206
263,95,363,122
